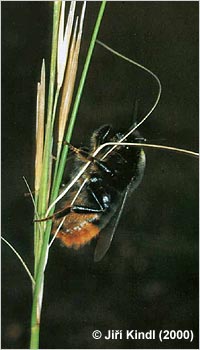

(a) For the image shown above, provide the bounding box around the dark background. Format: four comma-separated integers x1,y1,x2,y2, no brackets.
2,2,199,349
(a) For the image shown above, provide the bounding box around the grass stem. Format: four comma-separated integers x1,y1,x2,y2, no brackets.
30,3,106,349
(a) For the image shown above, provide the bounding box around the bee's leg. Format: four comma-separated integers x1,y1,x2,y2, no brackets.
68,183,111,215
87,182,112,212
70,205,105,214
54,206,71,219
92,158,115,175
65,140,115,175
77,152,114,176
64,142,95,163
71,184,110,214
34,206,71,222
54,203,105,219
35,200,105,222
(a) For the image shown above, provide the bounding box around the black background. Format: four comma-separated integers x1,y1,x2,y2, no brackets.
2,2,199,349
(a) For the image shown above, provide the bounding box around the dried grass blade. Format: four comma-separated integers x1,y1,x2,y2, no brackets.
58,2,86,146
57,1,76,89
58,17,79,145
35,60,45,193
1,236,35,286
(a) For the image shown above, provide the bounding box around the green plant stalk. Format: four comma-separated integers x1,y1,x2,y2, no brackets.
30,2,106,349
35,3,61,264
37,2,61,218
33,194,39,276
50,0,107,205
30,221,52,350
30,3,61,349
49,86,62,193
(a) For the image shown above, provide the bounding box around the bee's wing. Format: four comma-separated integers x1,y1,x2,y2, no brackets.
94,184,131,263
94,149,146,262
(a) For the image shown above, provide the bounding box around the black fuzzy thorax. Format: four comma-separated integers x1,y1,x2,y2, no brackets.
88,125,143,192
64,125,144,215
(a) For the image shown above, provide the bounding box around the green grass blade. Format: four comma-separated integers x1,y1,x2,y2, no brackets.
37,2,61,218
50,1,107,206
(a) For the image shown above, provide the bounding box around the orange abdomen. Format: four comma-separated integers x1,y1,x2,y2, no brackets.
52,212,100,249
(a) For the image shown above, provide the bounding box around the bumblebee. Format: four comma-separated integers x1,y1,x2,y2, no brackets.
51,124,146,262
